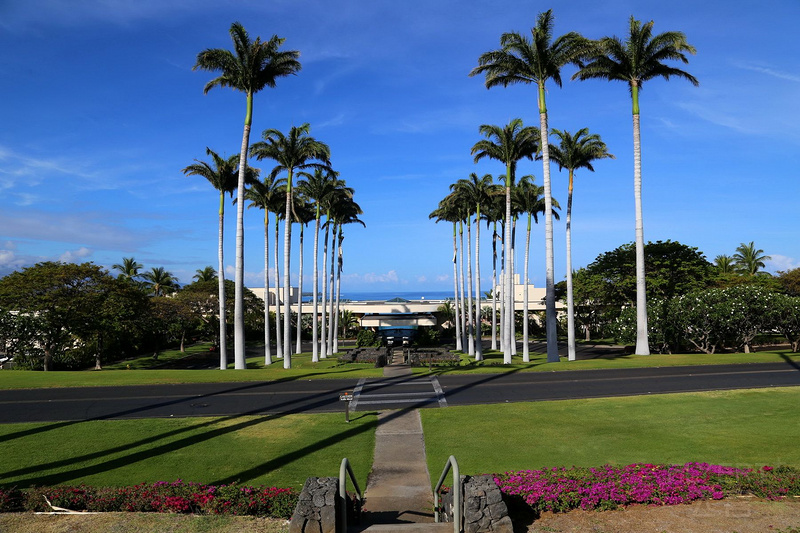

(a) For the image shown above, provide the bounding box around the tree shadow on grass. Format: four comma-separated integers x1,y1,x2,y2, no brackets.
0,367,371,445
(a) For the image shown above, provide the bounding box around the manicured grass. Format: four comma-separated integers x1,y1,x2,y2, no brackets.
413,348,800,376
421,387,800,481
0,411,378,490
103,342,217,370
0,353,382,390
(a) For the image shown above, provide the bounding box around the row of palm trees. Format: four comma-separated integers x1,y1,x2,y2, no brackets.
467,10,697,360
183,134,363,370
432,122,613,362
191,23,362,370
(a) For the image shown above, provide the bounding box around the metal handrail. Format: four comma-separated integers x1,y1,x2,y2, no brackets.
338,457,363,533
434,455,461,533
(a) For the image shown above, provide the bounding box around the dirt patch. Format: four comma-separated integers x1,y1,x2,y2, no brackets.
527,499,800,533
0,513,289,533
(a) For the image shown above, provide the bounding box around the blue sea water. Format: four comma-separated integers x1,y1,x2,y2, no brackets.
339,290,453,301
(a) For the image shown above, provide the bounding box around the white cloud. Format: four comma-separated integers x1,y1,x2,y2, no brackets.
436,274,450,282
362,270,400,283
58,247,93,263
766,254,800,273
417,275,427,283
734,61,800,83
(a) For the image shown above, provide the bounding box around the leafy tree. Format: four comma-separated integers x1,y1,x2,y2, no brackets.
574,16,698,355
732,241,771,275
548,128,614,360
195,22,301,370
0,262,126,370
768,294,800,352
250,123,331,368
471,118,539,364
778,268,800,297
471,9,588,364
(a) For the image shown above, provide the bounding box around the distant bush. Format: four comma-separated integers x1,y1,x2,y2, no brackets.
356,329,380,347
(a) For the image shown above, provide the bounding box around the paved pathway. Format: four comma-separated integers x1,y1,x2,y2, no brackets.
360,362,436,525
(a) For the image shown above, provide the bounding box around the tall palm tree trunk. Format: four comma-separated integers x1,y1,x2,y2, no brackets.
499,222,506,353
466,216,475,358
539,105,559,363
451,222,463,351
523,213,531,362
274,216,283,360
458,221,468,352
510,217,517,356
334,228,344,354
491,222,498,351
327,223,337,355
504,179,513,364
296,223,304,355
474,209,484,360
263,210,272,365
233,96,253,370
320,221,329,359
311,214,321,362
632,106,650,355
566,170,577,361
283,174,293,368
217,191,228,369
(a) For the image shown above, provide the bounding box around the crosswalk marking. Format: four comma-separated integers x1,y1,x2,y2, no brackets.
351,376,447,410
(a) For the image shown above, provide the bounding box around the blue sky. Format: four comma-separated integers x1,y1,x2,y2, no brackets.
1,0,798,292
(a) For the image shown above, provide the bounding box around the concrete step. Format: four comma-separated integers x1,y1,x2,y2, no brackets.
350,522,453,533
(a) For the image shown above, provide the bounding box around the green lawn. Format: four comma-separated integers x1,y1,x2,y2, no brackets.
0,411,377,490
2,345,798,390
0,352,383,390
414,348,800,375
421,387,800,482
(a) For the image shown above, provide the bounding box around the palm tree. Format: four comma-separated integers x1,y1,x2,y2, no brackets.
429,201,464,352
292,199,315,355
142,267,178,297
298,168,353,362
471,119,539,364
244,174,285,365
183,147,255,370
483,191,505,350
329,198,364,353
471,9,588,364
513,176,542,362
112,257,142,281
574,16,698,355
195,22,301,369
451,173,495,360
732,242,771,275
548,128,614,361
250,124,331,368
714,254,736,274
193,266,217,283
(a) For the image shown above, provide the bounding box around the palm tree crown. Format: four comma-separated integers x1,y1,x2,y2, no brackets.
573,16,698,113
732,242,771,276
194,22,301,104
469,9,588,113
142,267,178,297
112,257,142,281
193,266,217,282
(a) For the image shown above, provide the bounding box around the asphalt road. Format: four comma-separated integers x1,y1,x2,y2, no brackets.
1,361,799,423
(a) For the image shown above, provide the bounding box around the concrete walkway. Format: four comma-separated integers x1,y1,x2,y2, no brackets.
361,361,435,525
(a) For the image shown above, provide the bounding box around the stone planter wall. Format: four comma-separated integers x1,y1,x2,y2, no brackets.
289,477,338,533
441,474,513,533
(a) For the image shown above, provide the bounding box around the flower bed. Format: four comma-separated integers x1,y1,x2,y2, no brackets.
494,463,800,514
0,480,297,518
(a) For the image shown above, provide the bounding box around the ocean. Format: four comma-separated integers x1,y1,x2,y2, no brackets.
339,290,453,301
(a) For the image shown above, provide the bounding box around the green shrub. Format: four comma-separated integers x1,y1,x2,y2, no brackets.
356,329,380,347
